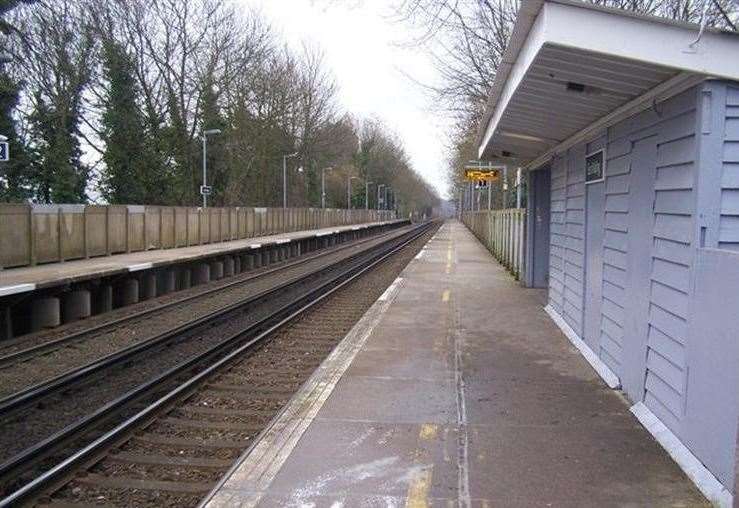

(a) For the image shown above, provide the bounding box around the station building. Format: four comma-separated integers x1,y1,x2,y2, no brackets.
476,0,739,501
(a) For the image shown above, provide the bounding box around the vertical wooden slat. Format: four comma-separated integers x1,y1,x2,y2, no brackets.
57,206,64,262
29,205,35,266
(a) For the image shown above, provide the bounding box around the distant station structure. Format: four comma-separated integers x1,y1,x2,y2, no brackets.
471,0,739,504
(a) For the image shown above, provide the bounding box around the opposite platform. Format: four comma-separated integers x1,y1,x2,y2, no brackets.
202,220,707,507
0,220,403,296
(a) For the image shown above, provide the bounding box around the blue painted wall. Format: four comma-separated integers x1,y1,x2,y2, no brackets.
544,81,739,490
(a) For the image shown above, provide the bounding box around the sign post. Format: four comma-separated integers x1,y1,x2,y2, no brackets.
463,162,504,211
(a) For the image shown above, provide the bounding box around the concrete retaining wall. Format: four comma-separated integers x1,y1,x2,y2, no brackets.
0,204,395,269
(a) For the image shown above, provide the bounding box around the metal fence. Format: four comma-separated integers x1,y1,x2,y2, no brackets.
0,204,396,270
462,208,526,279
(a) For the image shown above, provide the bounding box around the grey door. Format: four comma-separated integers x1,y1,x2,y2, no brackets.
525,168,551,288
584,181,604,353
621,136,657,401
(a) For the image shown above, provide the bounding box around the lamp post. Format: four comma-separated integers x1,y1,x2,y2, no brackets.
377,184,385,211
347,176,360,209
365,181,373,210
282,152,298,208
321,167,333,209
201,129,221,208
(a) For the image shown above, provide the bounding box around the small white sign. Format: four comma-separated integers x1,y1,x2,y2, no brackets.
200,185,212,195
0,142,8,162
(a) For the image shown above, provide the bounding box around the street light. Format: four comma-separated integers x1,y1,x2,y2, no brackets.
365,181,373,210
377,184,385,211
282,152,299,208
321,167,333,209
347,176,360,209
201,128,221,208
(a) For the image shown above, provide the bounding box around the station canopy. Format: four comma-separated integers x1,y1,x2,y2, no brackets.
478,0,739,169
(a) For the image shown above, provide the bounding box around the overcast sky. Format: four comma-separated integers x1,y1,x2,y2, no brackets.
238,0,452,199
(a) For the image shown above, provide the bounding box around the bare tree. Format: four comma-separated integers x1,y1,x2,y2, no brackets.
391,0,737,205
1,0,439,214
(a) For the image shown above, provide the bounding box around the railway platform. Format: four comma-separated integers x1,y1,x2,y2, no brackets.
0,220,405,339
0,220,404,295
202,220,707,507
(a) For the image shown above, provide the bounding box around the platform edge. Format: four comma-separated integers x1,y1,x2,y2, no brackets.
198,277,406,508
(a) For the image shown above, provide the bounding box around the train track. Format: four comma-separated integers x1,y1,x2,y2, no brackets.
0,223,421,485
0,221,438,507
0,224,410,409
0,223,403,372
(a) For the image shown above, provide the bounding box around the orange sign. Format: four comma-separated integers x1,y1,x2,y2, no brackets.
464,168,499,182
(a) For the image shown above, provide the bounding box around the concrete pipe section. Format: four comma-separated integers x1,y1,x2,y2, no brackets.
194,264,211,285
61,290,91,323
30,297,61,332
116,279,139,307
210,261,224,281
95,285,113,314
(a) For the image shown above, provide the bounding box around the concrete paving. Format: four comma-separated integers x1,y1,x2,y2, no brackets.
0,220,403,295
202,220,708,508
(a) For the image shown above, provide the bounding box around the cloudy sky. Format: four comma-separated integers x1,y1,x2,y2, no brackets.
239,0,452,199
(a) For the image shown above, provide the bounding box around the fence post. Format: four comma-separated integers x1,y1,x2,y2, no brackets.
28,205,35,266
57,206,64,262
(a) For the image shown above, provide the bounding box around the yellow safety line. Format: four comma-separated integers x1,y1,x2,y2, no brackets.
442,289,450,302
406,469,432,508
419,423,438,440
406,423,438,508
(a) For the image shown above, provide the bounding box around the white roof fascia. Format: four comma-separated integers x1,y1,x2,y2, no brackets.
525,72,704,171
478,0,739,159
545,1,739,80
478,1,547,159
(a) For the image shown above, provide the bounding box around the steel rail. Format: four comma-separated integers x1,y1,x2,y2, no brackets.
0,225,412,416
0,223,406,368
0,223,433,501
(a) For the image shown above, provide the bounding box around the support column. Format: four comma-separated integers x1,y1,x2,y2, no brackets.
194,264,210,285
31,297,61,332
160,270,177,295
224,256,235,277
179,268,192,290
62,289,91,323
95,285,113,314
140,272,157,300
117,278,139,307
1,306,13,341
210,260,224,280
234,256,242,274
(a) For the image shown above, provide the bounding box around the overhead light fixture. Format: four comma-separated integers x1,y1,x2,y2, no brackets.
499,131,553,144
565,81,602,96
